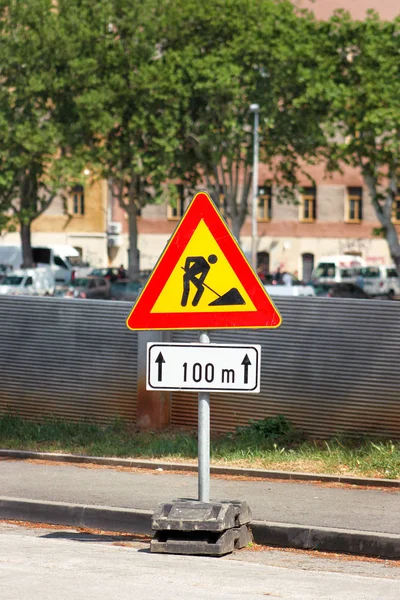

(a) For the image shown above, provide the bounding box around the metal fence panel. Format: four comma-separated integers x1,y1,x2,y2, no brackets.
2,295,400,438
0,296,138,424
171,297,400,438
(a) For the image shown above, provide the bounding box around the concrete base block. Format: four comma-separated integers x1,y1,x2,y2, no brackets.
151,524,252,556
151,500,252,556
153,500,251,532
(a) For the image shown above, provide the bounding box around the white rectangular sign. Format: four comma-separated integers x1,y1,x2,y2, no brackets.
147,343,261,393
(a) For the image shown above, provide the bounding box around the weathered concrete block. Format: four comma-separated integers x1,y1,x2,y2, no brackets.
151,500,252,556
235,523,253,549
150,524,252,556
152,501,237,532
219,500,252,526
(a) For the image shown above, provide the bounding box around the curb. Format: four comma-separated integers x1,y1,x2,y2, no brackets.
251,520,400,561
1,448,399,489
1,496,399,560
0,497,152,535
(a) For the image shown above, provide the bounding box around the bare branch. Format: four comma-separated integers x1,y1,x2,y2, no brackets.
117,178,128,212
240,168,252,223
35,194,56,219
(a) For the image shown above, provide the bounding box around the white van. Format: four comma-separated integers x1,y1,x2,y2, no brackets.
32,245,91,284
0,268,55,296
359,265,400,299
0,245,91,284
0,246,22,272
312,255,365,285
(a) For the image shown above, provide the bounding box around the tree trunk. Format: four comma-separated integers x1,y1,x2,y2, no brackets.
364,174,400,271
127,204,140,280
385,221,400,271
20,222,34,268
231,216,242,242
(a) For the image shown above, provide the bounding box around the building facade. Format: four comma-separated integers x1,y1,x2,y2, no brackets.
106,164,396,282
2,166,395,282
0,178,109,268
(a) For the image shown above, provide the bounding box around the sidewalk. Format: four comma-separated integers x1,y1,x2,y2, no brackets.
0,453,399,559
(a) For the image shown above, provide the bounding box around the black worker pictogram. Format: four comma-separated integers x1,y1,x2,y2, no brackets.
181,254,245,308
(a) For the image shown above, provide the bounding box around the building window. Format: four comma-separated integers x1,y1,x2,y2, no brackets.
346,187,363,222
167,185,185,220
299,187,316,222
257,187,272,221
71,185,85,216
392,196,400,224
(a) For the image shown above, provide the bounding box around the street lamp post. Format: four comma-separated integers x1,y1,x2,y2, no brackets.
249,103,259,272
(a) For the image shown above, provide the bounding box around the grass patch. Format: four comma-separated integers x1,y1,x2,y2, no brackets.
0,413,399,479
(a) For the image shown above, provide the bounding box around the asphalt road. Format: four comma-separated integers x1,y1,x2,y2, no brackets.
0,459,399,534
1,523,399,600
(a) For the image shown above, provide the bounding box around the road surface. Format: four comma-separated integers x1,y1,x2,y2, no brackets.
0,523,399,600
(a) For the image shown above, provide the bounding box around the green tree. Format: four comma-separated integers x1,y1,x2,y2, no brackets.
56,0,183,280
0,0,83,267
304,11,400,269
0,214,14,238
56,0,327,277
163,0,326,241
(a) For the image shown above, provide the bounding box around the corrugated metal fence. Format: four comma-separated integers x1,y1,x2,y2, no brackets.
0,296,138,424
0,296,399,437
171,297,400,438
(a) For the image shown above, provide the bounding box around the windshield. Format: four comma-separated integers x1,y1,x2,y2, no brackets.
71,278,90,287
313,263,336,278
32,248,51,264
1,276,23,285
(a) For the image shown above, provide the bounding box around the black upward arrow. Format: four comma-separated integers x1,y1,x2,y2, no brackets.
241,354,251,384
155,352,165,382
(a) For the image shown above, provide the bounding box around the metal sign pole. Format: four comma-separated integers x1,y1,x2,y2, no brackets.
198,330,210,502
250,103,260,272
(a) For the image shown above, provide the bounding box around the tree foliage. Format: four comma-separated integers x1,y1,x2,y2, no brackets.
302,10,400,267
2,0,399,274
56,0,184,279
163,0,326,239
54,0,327,274
0,0,84,266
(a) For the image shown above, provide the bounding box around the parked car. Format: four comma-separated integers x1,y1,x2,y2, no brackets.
109,279,143,302
264,273,315,297
357,265,400,299
312,283,331,297
64,276,110,299
89,267,120,282
54,285,69,297
0,267,55,296
326,283,370,299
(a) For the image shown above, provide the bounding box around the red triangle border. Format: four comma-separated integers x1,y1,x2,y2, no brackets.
126,192,282,330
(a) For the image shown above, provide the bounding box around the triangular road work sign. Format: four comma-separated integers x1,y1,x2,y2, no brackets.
126,191,282,330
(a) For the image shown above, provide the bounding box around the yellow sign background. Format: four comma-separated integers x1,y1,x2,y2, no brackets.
151,220,256,314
